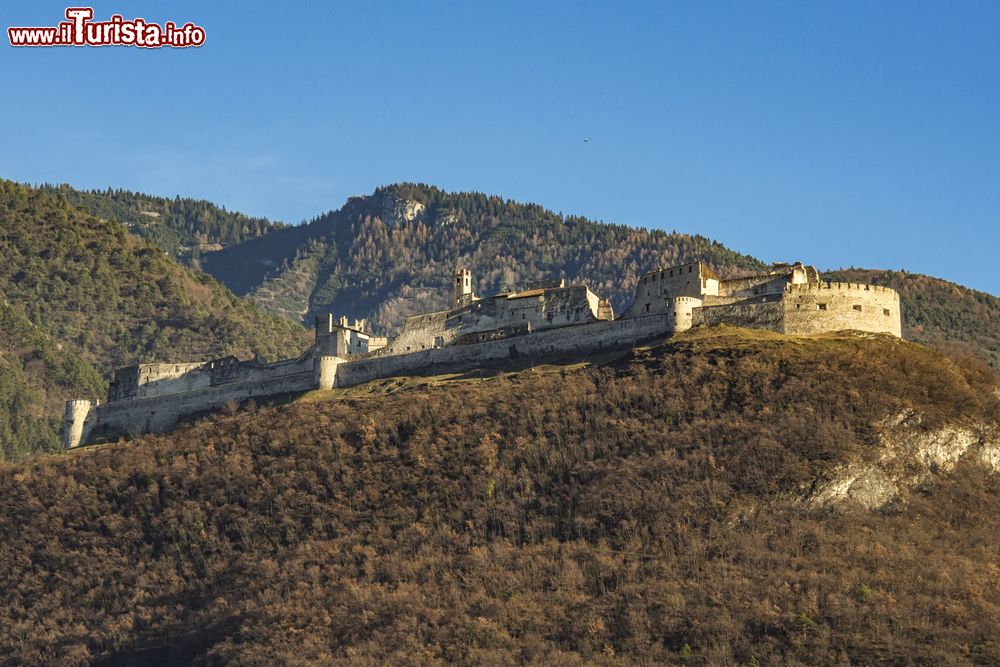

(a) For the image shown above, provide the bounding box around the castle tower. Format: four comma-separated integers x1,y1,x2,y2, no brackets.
64,399,94,449
452,267,474,308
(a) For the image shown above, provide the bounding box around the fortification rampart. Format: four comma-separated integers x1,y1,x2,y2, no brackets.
335,313,672,387
66,354,320,448
783,281,901,336
64,262,904,449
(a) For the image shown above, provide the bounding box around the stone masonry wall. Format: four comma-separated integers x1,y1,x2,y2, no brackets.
335,314,672,387
76,355,319,445
782,282,901,336
691,297,786,333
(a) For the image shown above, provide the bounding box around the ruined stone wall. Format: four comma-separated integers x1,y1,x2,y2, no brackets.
72,354,320,446
689,283,901,337
718,274,790,299
691,297,786,333
782,282,901,336
628,264,703,305
382,310,450,354
335,314,672,387
108,361,208,401
382,285,604,355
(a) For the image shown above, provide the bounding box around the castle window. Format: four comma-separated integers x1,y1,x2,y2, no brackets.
644,303,650,313
689,266,693,273
883,308,890,316
853,305,862,312
670,270,673,277
796,304,801,309
817,303,827,310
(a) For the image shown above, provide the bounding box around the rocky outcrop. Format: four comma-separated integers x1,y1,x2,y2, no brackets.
807,410,999,511
381,195,425,226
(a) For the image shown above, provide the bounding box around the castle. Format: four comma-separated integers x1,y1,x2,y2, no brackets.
64,261,901,448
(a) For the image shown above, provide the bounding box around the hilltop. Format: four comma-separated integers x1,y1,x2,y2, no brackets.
0,180,310,459
2,328,998,665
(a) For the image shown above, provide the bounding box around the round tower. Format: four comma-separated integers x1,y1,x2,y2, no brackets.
64,399,94,449
316,355,341,390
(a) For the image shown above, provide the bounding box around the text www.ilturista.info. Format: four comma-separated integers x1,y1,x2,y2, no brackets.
8,7,205,48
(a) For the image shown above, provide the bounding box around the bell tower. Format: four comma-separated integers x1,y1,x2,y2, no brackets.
452,267,474,308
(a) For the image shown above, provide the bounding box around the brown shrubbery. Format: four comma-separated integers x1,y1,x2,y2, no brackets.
0,330,998,665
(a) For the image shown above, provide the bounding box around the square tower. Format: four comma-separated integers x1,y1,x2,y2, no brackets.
452,268,475,308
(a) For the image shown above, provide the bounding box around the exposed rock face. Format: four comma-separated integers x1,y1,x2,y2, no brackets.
809,464,898,510
381,195,425,225
808,411,998,511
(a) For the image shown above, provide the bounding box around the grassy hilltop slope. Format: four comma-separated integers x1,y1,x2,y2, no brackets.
2,328,998,665
825,268,1000,374
201,183,768,327
0,180,310,460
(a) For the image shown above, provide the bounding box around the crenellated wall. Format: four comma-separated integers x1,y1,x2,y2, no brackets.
63,263,904,449
65,352,321,448
782,282,901,336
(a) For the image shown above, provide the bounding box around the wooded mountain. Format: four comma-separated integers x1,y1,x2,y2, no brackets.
2,178,998,461
2,328,997,665
42,182,1000,375
0,180,309,460
195,184,1000,375
200,184,769,327
38,183,286,265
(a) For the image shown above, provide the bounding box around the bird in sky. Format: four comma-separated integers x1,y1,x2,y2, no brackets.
583,138,591,143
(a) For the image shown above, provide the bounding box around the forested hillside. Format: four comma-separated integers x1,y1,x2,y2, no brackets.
825,268,1000,374
2,329,998,665
0,180,310,460
201,183,768,328
38,183,286,264
0,299,105,460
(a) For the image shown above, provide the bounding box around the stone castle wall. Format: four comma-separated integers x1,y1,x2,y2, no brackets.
68,354,319,447
690,282,901,336
692,296,786,332
332,313,673,388
382,285,607,356
64,264,904,449
782,282,901,336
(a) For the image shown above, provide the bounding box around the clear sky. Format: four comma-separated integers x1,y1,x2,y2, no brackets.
2,1,998,295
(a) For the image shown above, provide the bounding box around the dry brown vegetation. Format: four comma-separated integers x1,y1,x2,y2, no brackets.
1,329,999,665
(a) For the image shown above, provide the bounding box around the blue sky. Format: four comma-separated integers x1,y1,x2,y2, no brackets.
2,1,998,295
